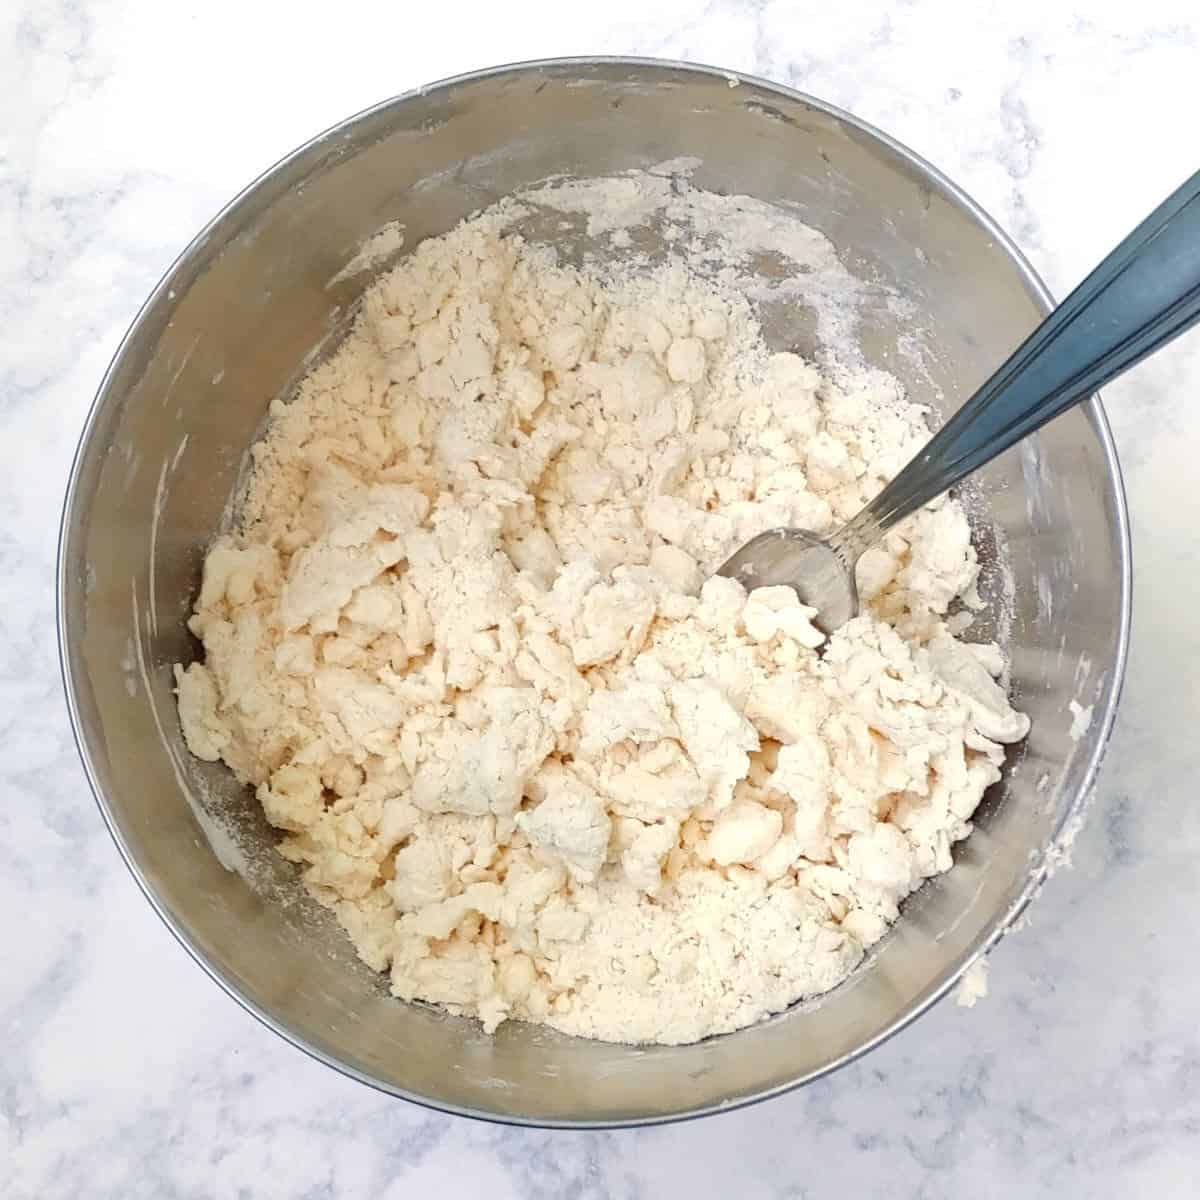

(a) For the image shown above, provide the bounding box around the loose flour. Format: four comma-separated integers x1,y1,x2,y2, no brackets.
175,182,1029,1045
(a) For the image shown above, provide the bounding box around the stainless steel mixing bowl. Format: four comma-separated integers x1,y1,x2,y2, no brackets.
58,58,1130,1126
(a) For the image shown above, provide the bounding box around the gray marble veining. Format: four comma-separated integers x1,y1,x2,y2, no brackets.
3,1,1199,1196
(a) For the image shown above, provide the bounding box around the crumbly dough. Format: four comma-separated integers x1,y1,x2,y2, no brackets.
175,202,1029,1045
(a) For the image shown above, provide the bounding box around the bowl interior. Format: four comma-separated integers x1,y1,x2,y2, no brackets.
60,60,1126,1125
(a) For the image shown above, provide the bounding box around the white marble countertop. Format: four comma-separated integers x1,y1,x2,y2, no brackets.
5,1,1200,1195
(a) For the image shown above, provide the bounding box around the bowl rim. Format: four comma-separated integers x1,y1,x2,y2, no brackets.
57,54,1132,1128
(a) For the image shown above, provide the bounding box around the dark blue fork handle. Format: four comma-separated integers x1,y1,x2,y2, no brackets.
859,167,1200,533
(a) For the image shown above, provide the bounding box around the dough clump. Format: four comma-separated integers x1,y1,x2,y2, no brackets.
175,205,1028,1044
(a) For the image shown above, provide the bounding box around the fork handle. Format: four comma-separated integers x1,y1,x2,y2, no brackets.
851,166,1200,538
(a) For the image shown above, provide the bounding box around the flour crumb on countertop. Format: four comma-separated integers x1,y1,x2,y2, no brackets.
956,958,990,1008
175,185,1029,1045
